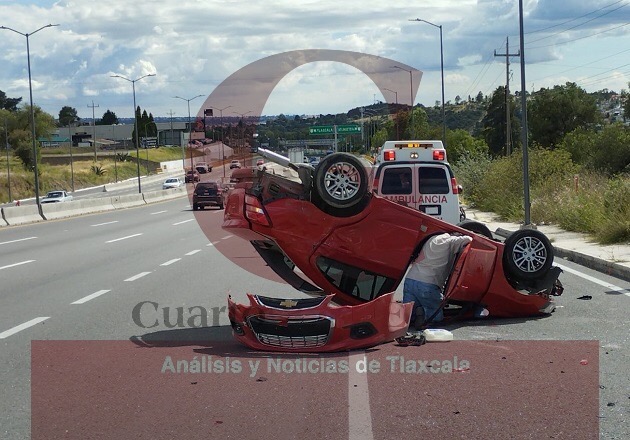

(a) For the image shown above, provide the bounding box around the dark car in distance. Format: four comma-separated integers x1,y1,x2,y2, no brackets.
193,181,224,210
185,170,200,183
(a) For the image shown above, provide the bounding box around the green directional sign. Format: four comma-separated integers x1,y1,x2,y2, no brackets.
309,126,334,135
309,125,361,135
337,125,361,134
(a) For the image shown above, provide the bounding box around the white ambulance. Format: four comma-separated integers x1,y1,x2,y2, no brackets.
371,140,465,225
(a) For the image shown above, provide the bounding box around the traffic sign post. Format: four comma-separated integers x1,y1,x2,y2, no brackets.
309,125,360,152
141,137,158,148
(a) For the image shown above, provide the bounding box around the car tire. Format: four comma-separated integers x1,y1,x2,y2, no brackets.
313,153,368,211
193,204,199,211
457,219,493,240
219,204,224,210
502,229,554,281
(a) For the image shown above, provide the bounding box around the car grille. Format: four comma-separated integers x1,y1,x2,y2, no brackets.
255,295,327,310
247,316,332,348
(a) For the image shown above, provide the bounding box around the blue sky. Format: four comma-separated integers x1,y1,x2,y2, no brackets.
1,0,629,120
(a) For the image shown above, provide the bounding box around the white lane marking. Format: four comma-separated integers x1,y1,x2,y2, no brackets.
0,236,37,246
185,250,201,256
556,263,630,297
106,233,143,243
71,290,111,305
221,235,233,240
173,219,194,226
161,258,181,266
0,260,36,271
348,351,374,440
124,272,152,282
0,317,50,339
207,243,215,247
91,221,119,227
150,210,168,215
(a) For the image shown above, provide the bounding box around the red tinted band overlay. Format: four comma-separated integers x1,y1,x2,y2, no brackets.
32,340,599,439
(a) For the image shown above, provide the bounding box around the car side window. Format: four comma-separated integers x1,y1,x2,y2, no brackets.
381,168,412,195
316,257,395,301
418,166,449,194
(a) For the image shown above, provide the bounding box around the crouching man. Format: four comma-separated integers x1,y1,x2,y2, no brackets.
404,233,472,328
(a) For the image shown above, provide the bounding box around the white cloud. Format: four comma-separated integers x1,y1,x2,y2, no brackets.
0,0,628,119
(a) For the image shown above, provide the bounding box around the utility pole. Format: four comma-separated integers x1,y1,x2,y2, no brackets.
494,37,519,156
88,100,99,161
167,109,176,145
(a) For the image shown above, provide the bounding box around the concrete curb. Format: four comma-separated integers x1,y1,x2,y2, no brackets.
2,205,45,226
110,193,146,209
143,187,188,204
42,198,116,220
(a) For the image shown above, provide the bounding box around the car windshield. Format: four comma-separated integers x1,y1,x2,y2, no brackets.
165,179,177,183
47,192,63,197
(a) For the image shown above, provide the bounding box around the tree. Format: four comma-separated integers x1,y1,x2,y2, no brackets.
445,129,489,164
58,106,80,127
481,86,520,156
97,109,119,125
6,105,55,169
560,124,630,175
528,82,600,148
0,90,22,111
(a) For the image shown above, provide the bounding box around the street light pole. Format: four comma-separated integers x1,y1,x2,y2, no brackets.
383,88,398,105
410,18,446,144
518,0,531,226
392,65,414,137
174,95,204,173
210,105,232,178
1,24,59,213
111,73,156,193
4,119,11,202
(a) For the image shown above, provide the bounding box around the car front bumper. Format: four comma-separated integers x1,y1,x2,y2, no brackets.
228,292,412,352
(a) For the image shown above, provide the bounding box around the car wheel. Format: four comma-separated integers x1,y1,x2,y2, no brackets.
193,204,199,211
503,229,554,281
219,204,224,210
457,219,493,240
313,153,367,210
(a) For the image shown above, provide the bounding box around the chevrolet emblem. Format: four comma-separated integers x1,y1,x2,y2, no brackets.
279,299,298,308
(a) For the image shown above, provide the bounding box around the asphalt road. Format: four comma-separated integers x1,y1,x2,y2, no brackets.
0,195,628,439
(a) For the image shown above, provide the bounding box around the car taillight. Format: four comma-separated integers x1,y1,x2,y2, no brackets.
433,150,445,161
383,150,396,161
451,177,459,194
245,194,270,226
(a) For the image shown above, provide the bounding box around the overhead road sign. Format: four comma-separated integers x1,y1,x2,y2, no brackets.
309,125,361,135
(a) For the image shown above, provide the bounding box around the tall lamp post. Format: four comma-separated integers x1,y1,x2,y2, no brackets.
111,73,156,193
410,18,446,144
3,119,11,203
1,24,59,213
210,105,232,177
174,95,204,173
383,88,398,105
391,65,414,137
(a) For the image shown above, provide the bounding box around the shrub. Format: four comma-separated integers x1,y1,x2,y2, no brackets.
90,164,107,176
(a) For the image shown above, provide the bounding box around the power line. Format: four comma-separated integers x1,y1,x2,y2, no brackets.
524,0,628,36
527,22,630,50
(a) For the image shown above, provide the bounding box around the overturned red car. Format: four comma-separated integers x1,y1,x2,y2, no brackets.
223,150,563,351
